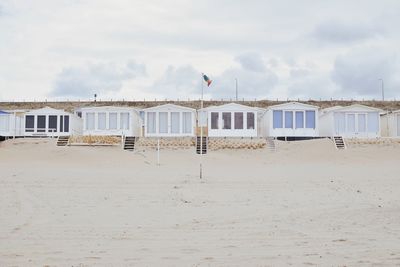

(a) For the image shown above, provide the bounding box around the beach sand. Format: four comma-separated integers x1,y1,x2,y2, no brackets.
1,138,400,266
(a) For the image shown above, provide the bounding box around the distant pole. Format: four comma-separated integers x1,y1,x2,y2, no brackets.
378,79,384,101
94,93,97,102
235,78,238,101
200,75,204,179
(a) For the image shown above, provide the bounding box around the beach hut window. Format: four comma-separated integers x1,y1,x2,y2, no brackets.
347,114,355,132
37,115,46,132
222,112,231,129
159,112,168,133
98,113,106,130
182,112,192,133
367,113,379,133
171,112,180,134
305,111,316,129
247,112,255,129
234,112,243,129
284,111,293,129
120,112,130,130
147,112,156,133
77,112,82,118
25,115,35,132
211,112,219,129
273,110,283,129
109,113,117,130
295,111,304,128
358,114,366,132
49,115,57,132
64,116,69,132
0,115,10,132
86,113,95,130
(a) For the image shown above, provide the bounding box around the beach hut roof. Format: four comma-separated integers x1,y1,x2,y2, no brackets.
25,106,71,115
76,106,140,112
322,106,343,112
266,102,319,110
0,110,9,114
321,104,383,113
142,103,196,112
200,102,262,112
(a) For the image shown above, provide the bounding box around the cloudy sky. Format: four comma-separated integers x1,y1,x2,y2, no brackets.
0,0,399,101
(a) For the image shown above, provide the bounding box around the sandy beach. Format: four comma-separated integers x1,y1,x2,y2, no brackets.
1,138,400,266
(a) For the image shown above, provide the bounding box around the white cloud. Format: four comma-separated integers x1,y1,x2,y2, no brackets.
312,20,381,44
51,60,146,98
1,0,400,100
210,65,278,100
234,52,266,73
331,46,400,99
149,65,201,99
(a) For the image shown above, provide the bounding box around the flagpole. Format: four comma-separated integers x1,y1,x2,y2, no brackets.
200,74,203,179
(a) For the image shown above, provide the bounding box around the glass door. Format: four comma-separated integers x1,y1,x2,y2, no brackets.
346,114,356,134
357,113,367,135
334,112,345,135
171,112,180,134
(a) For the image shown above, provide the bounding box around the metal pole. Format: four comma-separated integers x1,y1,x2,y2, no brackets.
235,78,238,101
200,76,203,179
379,79,384,101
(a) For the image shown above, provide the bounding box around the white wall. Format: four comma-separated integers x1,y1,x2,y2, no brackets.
81,107,141,136
381,112,400,137
0,112,25,137
144,107,195,137
320,110,381,138
266,105,319,137
203,104,259,137
23,108,82,137
207,110,257,137
319,112,334,137
258,112,269,137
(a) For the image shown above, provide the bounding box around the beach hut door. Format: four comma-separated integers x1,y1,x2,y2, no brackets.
334,113,345,135
346,114,356,136
357,114,367,136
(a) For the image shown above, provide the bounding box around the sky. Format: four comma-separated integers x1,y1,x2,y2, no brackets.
0,0,400,101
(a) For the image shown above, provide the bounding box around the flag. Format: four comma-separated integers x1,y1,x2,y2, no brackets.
202,73,212,87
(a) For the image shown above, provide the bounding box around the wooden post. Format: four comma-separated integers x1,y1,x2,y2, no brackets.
157,138,160,166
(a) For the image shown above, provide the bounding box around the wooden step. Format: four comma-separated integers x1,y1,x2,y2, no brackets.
57,136,70,146
266,137,276,152
123,136,136,151
333,136,346,149
196,136,208,154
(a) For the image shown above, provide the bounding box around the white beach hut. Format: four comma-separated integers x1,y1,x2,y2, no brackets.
77,106,141,136
23,107,82,137
259,102,319,138
0,110,25,138
381,110,400,137
143,104,196,137
199,103,261,137
319,104,382,138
